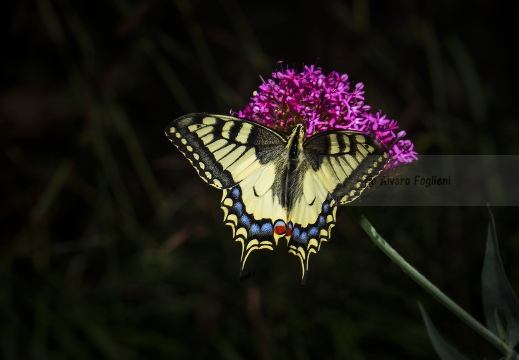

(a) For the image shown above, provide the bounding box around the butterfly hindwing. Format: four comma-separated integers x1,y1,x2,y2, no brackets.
287,193,338,284
221,185,288,273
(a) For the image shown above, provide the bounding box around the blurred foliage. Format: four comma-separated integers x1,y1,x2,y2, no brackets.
1,0,518,359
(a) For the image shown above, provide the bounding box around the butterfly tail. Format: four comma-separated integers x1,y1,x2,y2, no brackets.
288,235,328,285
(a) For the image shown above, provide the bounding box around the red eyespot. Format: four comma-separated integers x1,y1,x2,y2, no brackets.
274,225,286,235
285,227,292,237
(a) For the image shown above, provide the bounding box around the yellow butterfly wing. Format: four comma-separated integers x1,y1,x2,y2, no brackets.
286,130,389,281
166,113,290,273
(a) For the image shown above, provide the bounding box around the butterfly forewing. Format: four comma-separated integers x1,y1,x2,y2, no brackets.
303,131,389,204
167,114,287,184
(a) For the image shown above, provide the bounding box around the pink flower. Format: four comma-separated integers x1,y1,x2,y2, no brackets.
233,64,417,167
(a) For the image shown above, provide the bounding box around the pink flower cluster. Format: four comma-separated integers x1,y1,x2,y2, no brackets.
234,64,417,167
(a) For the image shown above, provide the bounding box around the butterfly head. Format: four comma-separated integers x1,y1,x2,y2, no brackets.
291,124,306,138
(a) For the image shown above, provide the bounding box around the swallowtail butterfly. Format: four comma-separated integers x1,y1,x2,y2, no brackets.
165,113,388,283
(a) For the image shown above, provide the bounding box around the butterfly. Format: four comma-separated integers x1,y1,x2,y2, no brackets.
165,113,389,283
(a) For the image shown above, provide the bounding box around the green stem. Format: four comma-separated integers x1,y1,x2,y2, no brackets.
359,216,515,357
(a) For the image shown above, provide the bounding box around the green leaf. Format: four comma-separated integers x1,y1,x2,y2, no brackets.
419,303,469,360
482,207,519,348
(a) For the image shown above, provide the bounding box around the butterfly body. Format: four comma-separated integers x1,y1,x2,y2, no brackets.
166,113,388,282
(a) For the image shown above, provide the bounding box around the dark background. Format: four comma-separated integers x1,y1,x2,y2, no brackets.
2,0,518,359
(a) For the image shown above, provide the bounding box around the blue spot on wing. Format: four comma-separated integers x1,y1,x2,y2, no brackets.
292,227,303,243
240,214,251,227
233,201,244,216
250,223,261,236
308,227,319,237
231,187,241,199
291,226,310,244
260,222,273,235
